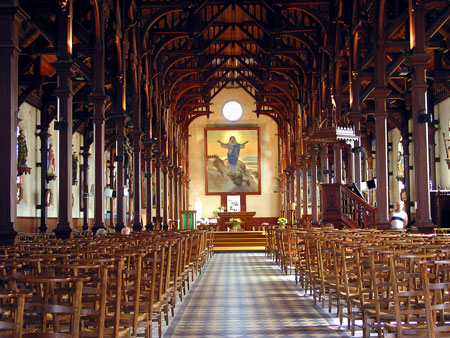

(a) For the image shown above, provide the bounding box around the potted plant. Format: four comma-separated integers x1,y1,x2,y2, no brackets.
230,218,241,232
212,205,226,219
277,217,288,228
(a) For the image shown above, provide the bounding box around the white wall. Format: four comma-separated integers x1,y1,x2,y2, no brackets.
17,102,95,230
17,103,40,218
188,88,279,219
434,96,450,189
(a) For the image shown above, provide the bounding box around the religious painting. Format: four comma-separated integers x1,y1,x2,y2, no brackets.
205,127,261,195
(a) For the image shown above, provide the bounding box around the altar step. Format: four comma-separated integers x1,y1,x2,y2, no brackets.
213,231,266,252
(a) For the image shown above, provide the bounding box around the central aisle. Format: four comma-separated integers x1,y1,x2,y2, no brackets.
164,252,351,337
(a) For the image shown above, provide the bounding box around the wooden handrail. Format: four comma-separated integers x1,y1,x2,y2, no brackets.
321,183,377,228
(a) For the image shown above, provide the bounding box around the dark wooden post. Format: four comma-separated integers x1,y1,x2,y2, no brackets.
283,170,290,218
161,157,169,230
173,166,180,228
38,103,49,233
53,0,74,239
153,149,162,229
131,129,143,231
0,1,27,244
302,162,308,217
353,120,362,189
90,1,107,235
311,150,318,223
168,163,174,225
333,143,343,184
373,93,390,225
108,149,115,228
428,125,437,189
401,136,411,223
409,0,433,230
143,138,154,230
81,128,90,231
113,117,126,232
373,20,390,225
320,145,329,183
295,163,302,220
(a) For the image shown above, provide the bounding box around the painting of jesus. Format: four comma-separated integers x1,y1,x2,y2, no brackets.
205,127,260,194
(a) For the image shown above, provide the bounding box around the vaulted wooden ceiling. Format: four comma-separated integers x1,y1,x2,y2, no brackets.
14,0,450,157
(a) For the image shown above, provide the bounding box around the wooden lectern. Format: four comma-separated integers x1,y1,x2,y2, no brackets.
181,210,196,230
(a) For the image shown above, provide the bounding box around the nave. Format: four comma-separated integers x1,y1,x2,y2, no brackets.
163,253,350,338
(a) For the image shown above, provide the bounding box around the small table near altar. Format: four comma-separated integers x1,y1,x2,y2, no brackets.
217,211,256,231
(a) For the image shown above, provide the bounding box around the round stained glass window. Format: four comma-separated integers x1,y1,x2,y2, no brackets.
222,101,243,121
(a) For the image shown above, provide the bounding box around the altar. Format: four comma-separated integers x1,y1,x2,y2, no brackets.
217,211,256,231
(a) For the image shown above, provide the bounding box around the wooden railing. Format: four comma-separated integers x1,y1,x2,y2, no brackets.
321,183,377,228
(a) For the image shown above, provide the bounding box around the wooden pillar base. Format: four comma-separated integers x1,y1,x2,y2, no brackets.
0,229,17,246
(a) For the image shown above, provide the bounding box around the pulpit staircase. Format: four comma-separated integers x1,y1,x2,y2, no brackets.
321,183,377,228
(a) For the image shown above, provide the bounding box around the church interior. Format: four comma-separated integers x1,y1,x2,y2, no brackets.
1,0,450,337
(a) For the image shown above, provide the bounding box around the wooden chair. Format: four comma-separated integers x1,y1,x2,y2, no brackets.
15,275,88,337
0,291,30,337
383,254,437,338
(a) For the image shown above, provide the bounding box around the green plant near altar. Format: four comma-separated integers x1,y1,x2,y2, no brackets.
230,218,241,227
212,205,227,218
277,217,288,227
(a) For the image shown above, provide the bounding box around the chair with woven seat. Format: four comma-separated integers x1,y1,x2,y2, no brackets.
0,290,30,337
15,275,88,337
383,254,437,338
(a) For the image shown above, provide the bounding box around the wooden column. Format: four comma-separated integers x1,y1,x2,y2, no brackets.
184,176,189,214
311,150,318,223
53,1,74,239
428,126,437,189
153,150,162,229
38,103,49,233
333,143,343,184
91,99,106,234
353,120,362,189
0,1,26,244
409,0,433,229
284,170,290,218
131,129,142,231
143,138,154,230
410,54,433,228
168,163,174,225
349,146,355,185
161,157,169,229
173,166,180,228
90,1,106,234
81,128,90,231
401,136,411,221
302,163,308,217
320,145,329,183
108,149,115,228
373,90,390,225
113,117,126,232
295,164,302,220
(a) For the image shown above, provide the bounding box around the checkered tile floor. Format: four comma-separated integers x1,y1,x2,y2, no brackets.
163,252,352,337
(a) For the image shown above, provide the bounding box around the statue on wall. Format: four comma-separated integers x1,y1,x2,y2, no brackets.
397,151,405,178
47,143,56,176
17,129,28,168
444,133,450,170
17,124,31,176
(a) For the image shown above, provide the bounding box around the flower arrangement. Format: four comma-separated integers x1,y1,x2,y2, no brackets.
230,218,241,227
277,217,288,227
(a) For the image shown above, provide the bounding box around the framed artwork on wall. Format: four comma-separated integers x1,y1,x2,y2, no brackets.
205,127,261,195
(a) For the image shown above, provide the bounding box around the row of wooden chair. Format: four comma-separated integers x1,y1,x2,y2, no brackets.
267,227,450,338
0,229,213,338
